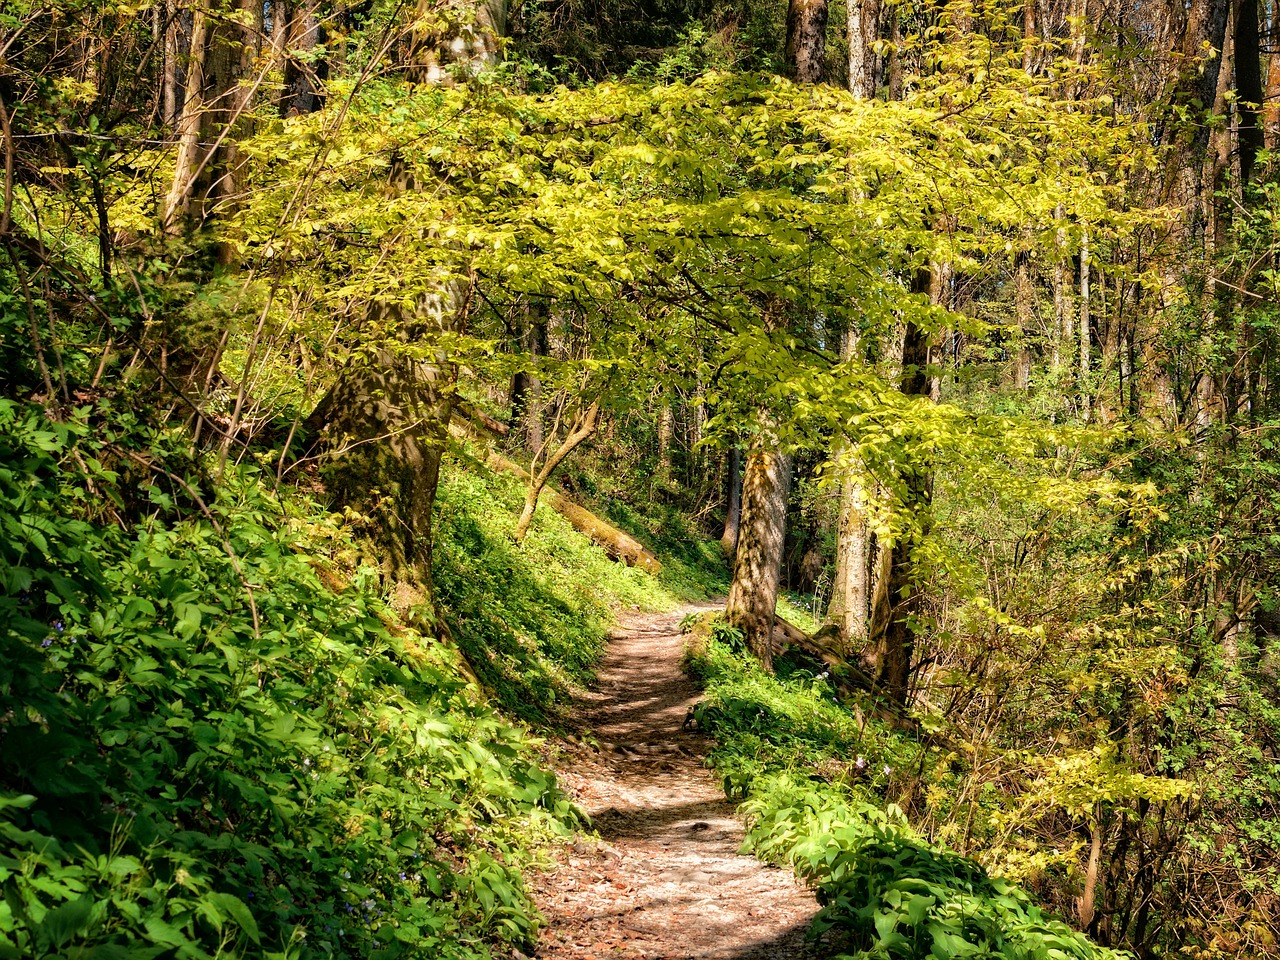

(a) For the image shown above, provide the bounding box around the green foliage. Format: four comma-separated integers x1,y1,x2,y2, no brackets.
686,632,1126,959
742,779,1130,960
433,449,673,724
0,399,579,960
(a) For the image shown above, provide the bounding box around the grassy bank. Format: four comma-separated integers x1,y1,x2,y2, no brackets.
0,402,712,960
682,621,1130,960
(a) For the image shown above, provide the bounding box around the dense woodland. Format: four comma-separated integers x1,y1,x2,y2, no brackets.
3,0,1280,955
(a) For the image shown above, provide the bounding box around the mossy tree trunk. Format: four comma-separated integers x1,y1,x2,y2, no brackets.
725,442,791,670
307,281,472,609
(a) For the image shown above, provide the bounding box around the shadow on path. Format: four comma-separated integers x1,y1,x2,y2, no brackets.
531,605,825,960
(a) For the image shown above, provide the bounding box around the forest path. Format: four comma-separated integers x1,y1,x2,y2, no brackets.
529,604,824,960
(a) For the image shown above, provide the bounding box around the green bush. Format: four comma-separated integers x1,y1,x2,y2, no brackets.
0,400,577,960
743,778,1130,960
686,631,1128,960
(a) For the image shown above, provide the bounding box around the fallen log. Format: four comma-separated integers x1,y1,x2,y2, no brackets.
447,418,662,575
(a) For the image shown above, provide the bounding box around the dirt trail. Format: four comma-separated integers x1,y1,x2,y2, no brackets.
530,604,824,960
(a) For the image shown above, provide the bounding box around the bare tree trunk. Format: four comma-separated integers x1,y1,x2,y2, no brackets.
163,0,209,231
785,0,829,84
826,471,871,651
1013,249,1034,389
826,327,872,650
1080,226,1091,418
280,0,323,116
725,444,792,669
509,299,548,451
847,0,880,98
1236,0,1265,183
1077,807,1104,930
656,391,674,482
720,447,742,558
161,0,258,233
513,399,601,541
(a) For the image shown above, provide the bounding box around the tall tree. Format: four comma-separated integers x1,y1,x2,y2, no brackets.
848,0,880,98
786,0,829,83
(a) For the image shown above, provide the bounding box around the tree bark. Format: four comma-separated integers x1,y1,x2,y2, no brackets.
161,0,258,232
509,299,547,451
1013,248,1034,389
725,443,792,670
720,446,742,558
1235,0,1265,183
847,0,880,98
1080,225,1092,418
656,390,674,482
826,469,871,652
306,282,471,606
785,0,829,84
826,327,872,651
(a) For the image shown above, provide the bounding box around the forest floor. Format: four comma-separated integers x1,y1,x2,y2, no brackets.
529,604,826,960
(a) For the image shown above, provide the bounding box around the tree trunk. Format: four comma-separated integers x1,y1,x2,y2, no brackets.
1236,0,1265,183
656,391,674,482
826,327,872,651
1080,226,1092,418
847,0,880,98
1013,248,1034,389
513,398,601,541
826,470,871,652
509,299,547,451
864,274,934,708
785,0,829,84
306,282,471,607
720,446,742,558
161,0,180,127
161,0,258,232
280,0,323,117
725,444,792,670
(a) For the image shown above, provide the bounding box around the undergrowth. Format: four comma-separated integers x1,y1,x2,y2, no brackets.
433,448,676,725
684,625,1129,960
0,400,582,960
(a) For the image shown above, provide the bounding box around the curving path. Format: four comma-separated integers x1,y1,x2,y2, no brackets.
530,604,824,960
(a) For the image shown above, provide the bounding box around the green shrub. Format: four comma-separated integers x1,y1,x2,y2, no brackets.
743,778,1130,960
0,400,577,960
686,632,1128,960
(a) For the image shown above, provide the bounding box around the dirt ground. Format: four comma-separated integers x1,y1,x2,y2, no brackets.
528,604,825,960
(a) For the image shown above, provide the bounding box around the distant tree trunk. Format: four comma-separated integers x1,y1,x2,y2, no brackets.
1236,0,1265,183
406,0,507,83
161,0,259,232
785,0,829,83
1013,248,1034,389
847,0,880,98
826,327,872,651
513,398,601,542
725,444,792,669
509,299,548,450
161,0,180,126
721,447,742,558
656,390,675,482
826,470,871,651
864,273,934,708
279,0,324,116
1080,226,1092,417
